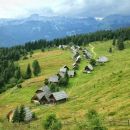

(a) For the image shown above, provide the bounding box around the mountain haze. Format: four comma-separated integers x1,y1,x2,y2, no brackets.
0,14,130,47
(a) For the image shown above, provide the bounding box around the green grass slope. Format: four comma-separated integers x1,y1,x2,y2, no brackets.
0,40,130,130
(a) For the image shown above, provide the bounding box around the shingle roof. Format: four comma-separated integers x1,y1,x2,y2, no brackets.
51,91,68,101
87,64,93,71
60,68,67,73
36,92,46,100
48,75,59,83
36,85,49,92
36,86,51,100
24,107,32,121
59,72,65,78
68,70,75,76
97,56,109,63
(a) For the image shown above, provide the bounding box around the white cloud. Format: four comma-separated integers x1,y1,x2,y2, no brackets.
0,0,130,18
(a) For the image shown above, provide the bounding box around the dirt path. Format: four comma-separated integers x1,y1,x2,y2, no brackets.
89,44,96,58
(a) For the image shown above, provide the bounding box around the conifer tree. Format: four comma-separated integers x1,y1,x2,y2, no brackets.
25,64,32,79
112,37,116,46
32,60,41,76
117,37,125,50
19,105,26,122
109,47,112,53
13,107,20,123
15,67,21,80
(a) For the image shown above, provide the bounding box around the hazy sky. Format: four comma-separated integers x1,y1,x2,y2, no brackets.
0,0,130,18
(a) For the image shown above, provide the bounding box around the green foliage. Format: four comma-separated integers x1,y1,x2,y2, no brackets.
14,67,21,80
59,72,69,87
44,78,49,85
32,60,41,76
41,47,45,52
8,77,17,84
86,109,107,130
109,47,112,53
90,59,96,66
49,83,59,92
117,37,125,50
12,107,20,123
17,84,22,88
25,64,32,79
112,37,116,46
43,113,62,130
32,112,37,120
19,105,26,122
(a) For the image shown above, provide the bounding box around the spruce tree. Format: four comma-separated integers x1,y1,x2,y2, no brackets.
41,47,45,52
25,64,32,79
109,47,112,53
13,107,20,123
117,37,125,50
19,105,26,122
32,60,41,76
112,37,116,46
15,67,21,80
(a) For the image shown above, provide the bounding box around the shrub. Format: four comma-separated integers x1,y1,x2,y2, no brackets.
86,109,107,130
43,113,62,130
44,79,49,85
8,77,18,84
78,109,107,130
49,83,59,92
32,112,37,120
90,59,96,66
17,84,22,88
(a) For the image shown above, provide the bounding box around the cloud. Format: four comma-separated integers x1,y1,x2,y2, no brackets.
0,0,130,18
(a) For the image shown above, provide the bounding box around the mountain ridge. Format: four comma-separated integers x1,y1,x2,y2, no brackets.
0,14,130,47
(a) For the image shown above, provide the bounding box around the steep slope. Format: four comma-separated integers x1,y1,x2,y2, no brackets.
0,40,130,130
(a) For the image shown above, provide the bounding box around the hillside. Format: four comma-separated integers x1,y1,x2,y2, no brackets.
0,40,130,130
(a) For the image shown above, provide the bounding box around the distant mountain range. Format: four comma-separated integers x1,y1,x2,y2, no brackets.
0,14,130,47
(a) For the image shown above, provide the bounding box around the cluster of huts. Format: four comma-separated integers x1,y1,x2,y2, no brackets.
71,45,82,70
31,85,68,104
32,44,109,105
58,44,109,74
83,48,109,74
31,65,76,105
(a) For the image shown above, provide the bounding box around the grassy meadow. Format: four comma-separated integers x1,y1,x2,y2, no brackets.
0,40,130,130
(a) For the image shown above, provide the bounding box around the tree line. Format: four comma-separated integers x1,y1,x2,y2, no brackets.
0,27,130,93
0,59,41,93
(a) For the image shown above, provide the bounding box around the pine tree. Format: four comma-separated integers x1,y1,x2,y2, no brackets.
117,37,125,50
19,105,26,122
13,107,20,123
112,37,116,46
41,47,45,52
15,67,21,80
109,47,112,53
25,64,32,79
32,60,41,76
